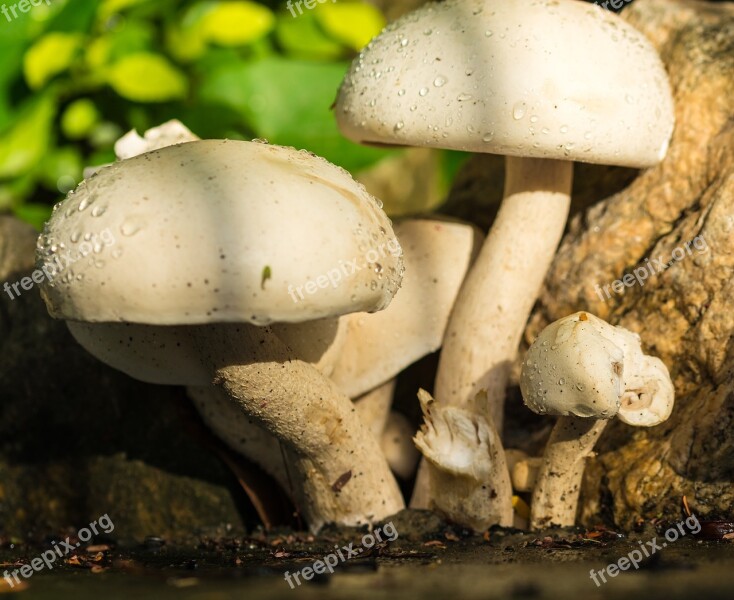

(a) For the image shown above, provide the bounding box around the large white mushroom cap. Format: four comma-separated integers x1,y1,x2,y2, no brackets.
337,0,674,168
37,140,403,326
520,312,674,426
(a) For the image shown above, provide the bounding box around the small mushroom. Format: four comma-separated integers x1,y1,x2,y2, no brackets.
336,0,674,506
519,312,675,529
37,139,405,532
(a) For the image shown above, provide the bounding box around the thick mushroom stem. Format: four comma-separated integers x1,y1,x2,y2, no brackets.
195,324,404,532
530,416,608,530
187,386,290,493
414,390,513,531
354,380,395,439
435,157,573,424
412,157,573,509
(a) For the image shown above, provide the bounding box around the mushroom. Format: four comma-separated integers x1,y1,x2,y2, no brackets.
414,388,513,530
36,139,406,532
335,0,674,507
519,312,675,529
511,457,542,493
192,215,482,487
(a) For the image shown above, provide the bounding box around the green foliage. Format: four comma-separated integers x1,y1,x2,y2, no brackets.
0,0,395,229
1,0,470,231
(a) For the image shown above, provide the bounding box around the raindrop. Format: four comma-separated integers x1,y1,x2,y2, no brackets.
78,198,90,212
559,378,566,385
91,205,106,217
433,76,447,87
394,121,404,132
482,132,495,143
560,124,569,134
57,175,76,194
457,93,472,101
485,30,493,37
419,87,429,96
512,102,527,120
120,221,143,237
398,89,406,96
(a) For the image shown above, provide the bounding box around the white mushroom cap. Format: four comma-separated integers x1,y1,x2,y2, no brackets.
114,119,197,160
37,140,403,326
336,0,674,168
520,312,674,426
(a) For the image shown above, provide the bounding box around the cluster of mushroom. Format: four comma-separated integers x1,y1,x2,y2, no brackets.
334,0,676,530
37,120,482,532
35,0,680,534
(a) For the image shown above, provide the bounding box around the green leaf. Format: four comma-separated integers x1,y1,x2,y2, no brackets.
98,0,150,21
13,203,53,231
0,173,35,212
107,53,188,102
46,0,98,32
275,11,343,60
87,21,155,70
61,99,101,139
0,93,55,179
38,146,84,191
23,32,83,89
199,1,275,46
315,2,385,51
199,57,393,172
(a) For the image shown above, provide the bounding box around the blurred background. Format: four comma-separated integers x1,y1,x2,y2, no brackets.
0,0,469,230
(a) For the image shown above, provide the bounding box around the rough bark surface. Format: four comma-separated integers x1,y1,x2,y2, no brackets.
520,0,734,527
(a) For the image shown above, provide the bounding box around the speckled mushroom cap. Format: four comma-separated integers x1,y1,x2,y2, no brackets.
336,0,674,168
37,140,403,325
520,312,674,426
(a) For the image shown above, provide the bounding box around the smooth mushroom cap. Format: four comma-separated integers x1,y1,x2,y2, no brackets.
37,140,403,326
520,312,624,419
520,312,674,425
336,0,674,168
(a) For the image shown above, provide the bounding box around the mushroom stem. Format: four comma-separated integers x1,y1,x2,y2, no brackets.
354,380,395,439
435,157,573,425
412,157,573,509
196,324,404,532
413,390,513,531
530,416,608,530
187,386,290,493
